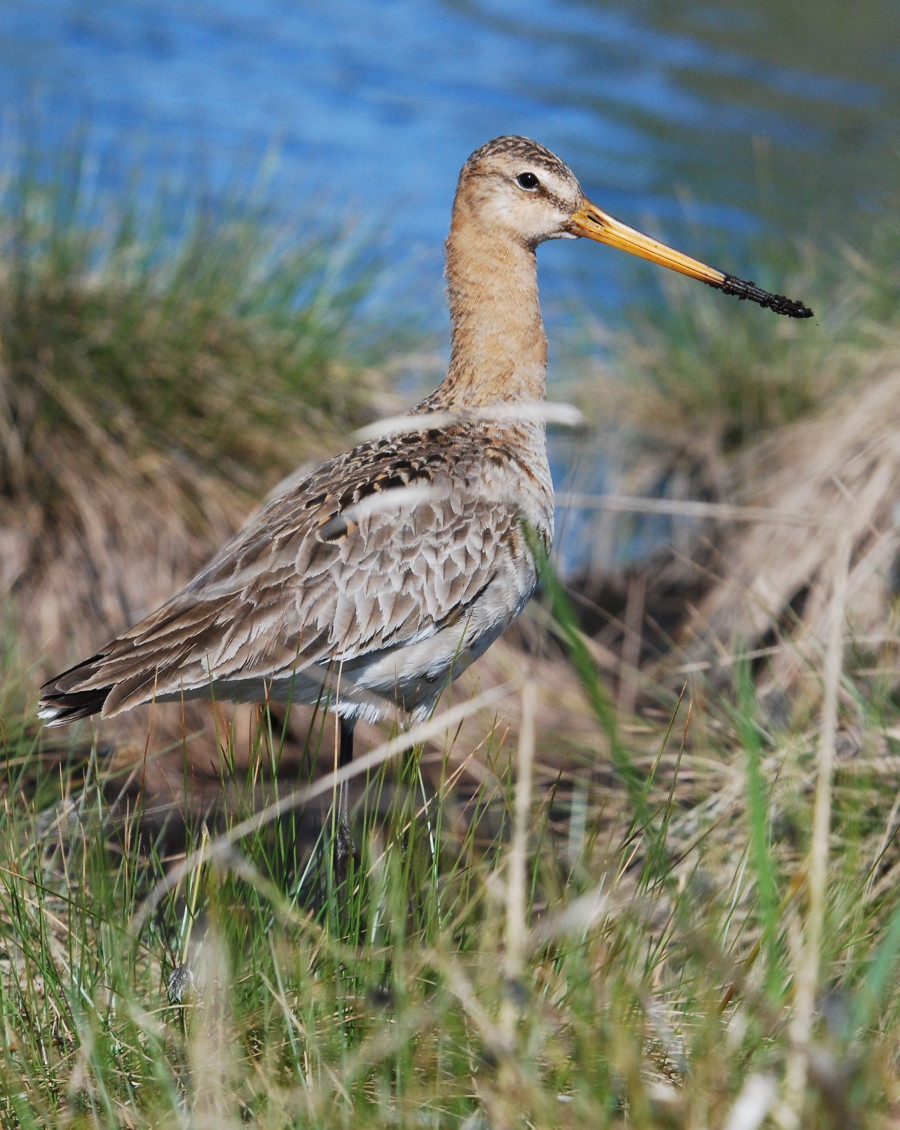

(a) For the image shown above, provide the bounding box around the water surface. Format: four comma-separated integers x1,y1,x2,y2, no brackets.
2,1,896,306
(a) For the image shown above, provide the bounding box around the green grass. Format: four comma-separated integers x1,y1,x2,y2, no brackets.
0,138,400,511
2,573,899,1128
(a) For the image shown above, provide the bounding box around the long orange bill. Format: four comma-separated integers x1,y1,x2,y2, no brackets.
570,198,813,319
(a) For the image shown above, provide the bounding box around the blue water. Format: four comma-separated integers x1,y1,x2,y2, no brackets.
2,0,899,570
3,1,897,305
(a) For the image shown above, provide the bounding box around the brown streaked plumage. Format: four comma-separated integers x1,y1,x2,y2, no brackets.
39,136,813,770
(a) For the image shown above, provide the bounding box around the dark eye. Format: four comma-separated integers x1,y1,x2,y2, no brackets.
516,171,540,190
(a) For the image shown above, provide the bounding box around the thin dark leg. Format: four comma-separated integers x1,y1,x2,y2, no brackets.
333,718,355,888
339,717,355,769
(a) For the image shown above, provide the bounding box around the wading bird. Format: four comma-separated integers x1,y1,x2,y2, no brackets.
39,136,812,825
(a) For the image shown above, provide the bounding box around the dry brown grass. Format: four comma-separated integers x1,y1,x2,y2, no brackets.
670,345,900,711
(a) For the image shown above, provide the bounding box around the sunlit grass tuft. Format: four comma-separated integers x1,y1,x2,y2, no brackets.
0,141,394,498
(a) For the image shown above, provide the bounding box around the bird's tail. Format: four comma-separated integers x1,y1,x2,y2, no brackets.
38,657,112,727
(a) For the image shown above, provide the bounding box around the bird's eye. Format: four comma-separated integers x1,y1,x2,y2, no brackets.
516,171,540,190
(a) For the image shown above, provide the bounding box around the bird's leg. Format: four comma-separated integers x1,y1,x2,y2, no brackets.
332,717,356,889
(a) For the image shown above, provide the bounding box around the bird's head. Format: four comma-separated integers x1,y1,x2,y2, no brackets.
455,135,813,318
455,135,585,248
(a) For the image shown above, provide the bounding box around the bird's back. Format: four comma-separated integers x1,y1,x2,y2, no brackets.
38,411,553,726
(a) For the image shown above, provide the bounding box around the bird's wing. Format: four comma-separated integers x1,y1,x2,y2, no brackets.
44,423,543,715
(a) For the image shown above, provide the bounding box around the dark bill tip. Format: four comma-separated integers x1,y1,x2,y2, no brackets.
713,274,814,319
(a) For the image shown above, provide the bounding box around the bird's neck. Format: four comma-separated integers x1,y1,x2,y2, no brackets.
429,219,548,411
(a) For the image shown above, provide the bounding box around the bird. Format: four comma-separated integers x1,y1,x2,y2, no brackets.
38,136,812,792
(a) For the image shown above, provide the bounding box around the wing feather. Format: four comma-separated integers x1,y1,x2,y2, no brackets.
40,419,552,718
